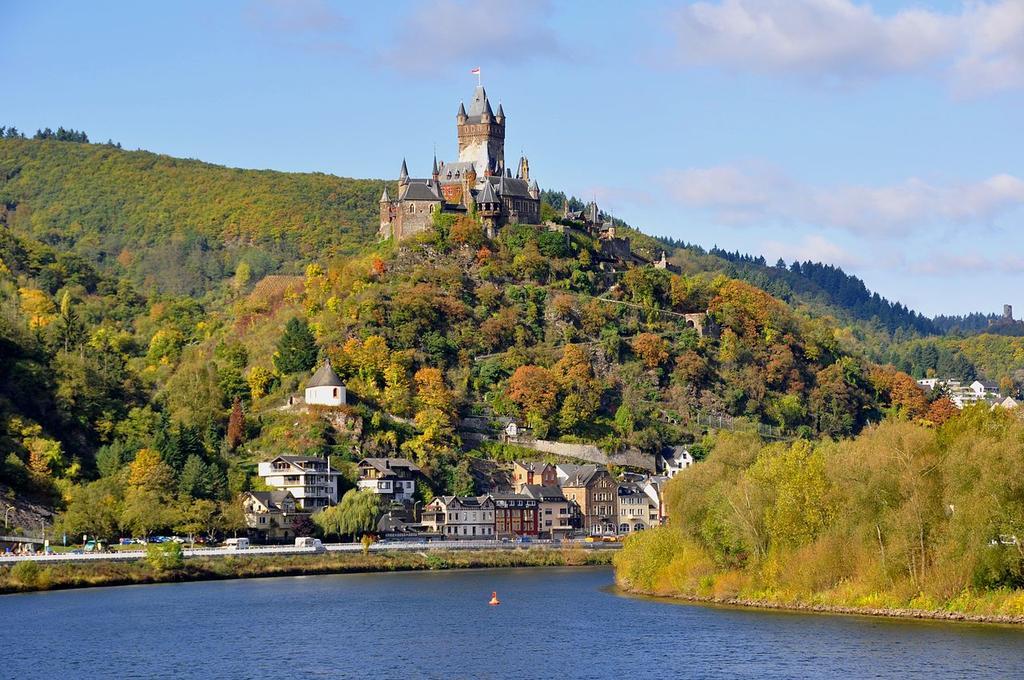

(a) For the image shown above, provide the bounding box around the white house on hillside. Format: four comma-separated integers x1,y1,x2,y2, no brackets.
661,446,694,478
305,359,346,406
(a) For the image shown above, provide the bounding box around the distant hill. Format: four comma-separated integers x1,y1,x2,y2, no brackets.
0,138,382,295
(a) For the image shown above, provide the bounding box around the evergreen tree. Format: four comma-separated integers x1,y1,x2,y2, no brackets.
274,317,318,374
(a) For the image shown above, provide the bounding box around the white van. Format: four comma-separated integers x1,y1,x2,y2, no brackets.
224,538,250,550
295,537,324,552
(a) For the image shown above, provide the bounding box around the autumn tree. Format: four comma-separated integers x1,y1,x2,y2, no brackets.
507,365,558,437
631,333,670,370
226,399,245,452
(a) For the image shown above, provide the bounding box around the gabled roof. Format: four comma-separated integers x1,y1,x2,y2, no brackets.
307,360,343,388
246,490,295,512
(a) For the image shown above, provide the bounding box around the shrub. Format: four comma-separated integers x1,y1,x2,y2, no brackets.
11,560,43,587
146,542,184,571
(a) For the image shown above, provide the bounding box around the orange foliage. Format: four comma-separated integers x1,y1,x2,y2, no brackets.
507,365,558,417
631,333,670,369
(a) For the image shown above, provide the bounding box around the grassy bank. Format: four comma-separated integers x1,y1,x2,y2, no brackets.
0,548,613,595
614,527,1024,625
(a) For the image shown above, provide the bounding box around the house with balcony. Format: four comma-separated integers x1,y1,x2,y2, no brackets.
420,495,495,539
357,458,421,501
241,490,306,541
521,484,577,539
257,455,340,510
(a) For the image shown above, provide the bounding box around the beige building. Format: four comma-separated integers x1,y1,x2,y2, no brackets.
616,483,658,535
241,490,305,541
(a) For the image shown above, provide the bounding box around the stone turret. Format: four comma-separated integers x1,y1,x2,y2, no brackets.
518,156,530,181
495,103,505,125
477,180,501,239
457,102,467,125
398,159,409,199
529,178,539,200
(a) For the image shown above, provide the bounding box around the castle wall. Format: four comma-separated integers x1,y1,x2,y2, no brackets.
391,200,439,241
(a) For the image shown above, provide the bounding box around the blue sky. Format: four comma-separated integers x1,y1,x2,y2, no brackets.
5,0,1023,316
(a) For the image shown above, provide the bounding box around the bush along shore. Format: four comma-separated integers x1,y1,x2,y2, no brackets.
614,527,1024,626
0,547,612,595
613,412,1024,627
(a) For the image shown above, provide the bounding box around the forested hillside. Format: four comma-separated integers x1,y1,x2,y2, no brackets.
0,137,381,295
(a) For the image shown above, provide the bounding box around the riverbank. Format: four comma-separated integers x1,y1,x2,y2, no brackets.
0,547,612,595
620,587,1024,626
613,529,1024,627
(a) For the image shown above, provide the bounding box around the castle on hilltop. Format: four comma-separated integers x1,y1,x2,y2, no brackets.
379,85,541,242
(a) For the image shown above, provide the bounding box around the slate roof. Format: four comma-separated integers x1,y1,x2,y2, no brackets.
489,176,533,199
247,490,294,511
359,457,421,474
307,360,343,388
477,180,499,204
521,484,567,502
402,180,442,201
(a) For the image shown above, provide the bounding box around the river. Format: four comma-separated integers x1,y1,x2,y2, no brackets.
2,566,1023,678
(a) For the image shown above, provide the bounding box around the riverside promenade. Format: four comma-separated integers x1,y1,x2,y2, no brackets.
0,539,621,565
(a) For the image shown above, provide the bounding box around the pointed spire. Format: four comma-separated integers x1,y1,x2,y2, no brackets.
380,186,390,202
399,158,408,181
496,103,505,122
482,97,493,122
432,154,439,175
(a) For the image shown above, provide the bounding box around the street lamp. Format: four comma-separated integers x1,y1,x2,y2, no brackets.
3,505,13,530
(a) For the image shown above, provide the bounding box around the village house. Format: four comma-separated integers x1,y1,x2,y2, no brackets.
511,461,557,491
521,484,577,539
488,492,539,539
420,495,496,539
257,455,340,510
917,377,1001,409
304,359,346,407
661,446,695,479
357,457,421,502
560,465,617,536
241,490,305,541
642,476,669,525
616,483,657,535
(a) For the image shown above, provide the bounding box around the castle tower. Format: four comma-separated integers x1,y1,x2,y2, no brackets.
457,85,505,179
518,156,530,181
398,159,409,199
378,186,392,239
432,154,439,183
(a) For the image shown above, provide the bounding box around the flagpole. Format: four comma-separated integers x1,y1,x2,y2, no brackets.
477,69,481,87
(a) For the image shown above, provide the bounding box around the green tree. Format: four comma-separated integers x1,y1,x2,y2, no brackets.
274,317,318,374
313,489,383,539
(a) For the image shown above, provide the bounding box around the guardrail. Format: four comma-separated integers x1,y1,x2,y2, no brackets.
0,539,621,564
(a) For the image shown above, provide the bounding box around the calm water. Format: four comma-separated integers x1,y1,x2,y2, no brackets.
3,566,1024,679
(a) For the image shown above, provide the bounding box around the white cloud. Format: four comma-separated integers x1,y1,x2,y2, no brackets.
907,253,1024,276
378,0,565,74
760,234,864,269
244,0,349,51
662,0,1024,95
660,164,1024,236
